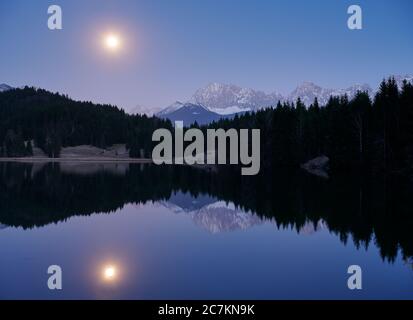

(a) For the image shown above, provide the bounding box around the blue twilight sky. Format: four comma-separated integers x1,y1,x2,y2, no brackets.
0,0,412,112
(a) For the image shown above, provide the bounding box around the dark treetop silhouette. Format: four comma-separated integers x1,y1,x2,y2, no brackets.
1,77,412,175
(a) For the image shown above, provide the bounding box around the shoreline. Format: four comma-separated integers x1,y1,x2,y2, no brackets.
0,157,153,163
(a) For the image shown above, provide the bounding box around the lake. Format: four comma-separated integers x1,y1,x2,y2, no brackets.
0,162,412,299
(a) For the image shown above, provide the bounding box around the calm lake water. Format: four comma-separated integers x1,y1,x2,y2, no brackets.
0,162,412,299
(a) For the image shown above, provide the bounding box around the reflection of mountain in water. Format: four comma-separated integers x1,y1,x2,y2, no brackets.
1,162,413,263
163,191,218,213
193,201,263,233
161,192,263,233
298,220,327,235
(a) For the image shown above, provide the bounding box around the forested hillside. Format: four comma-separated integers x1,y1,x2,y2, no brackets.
0,87,171,157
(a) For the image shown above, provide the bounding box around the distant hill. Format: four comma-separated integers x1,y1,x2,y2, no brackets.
156,102,244,126
157,102,226,126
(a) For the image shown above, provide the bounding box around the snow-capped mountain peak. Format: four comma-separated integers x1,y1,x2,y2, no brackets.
191,82,281,113
156,101,185,116
288,81,375,106
289,82,332,106
0,84,12,92
129,104,163,116
391,74,413,89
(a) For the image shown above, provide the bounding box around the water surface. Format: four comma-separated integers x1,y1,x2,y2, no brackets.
0,162,412,299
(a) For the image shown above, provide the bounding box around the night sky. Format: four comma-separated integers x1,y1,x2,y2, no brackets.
1,0,412,112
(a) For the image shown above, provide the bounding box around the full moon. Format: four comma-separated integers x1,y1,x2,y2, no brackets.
104,34,121,51
103,265,117,280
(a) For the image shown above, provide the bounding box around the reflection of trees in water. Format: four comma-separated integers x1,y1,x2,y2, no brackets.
404,258,413,271
1,162,413,262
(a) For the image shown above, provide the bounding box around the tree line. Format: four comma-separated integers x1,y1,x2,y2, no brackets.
0,87,171,158
1,77,412,174
206,77,413,174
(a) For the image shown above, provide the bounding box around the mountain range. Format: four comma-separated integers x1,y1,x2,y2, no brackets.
155,74,413,125
159,191,264,233
2,75,413,126
159,191,327,234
